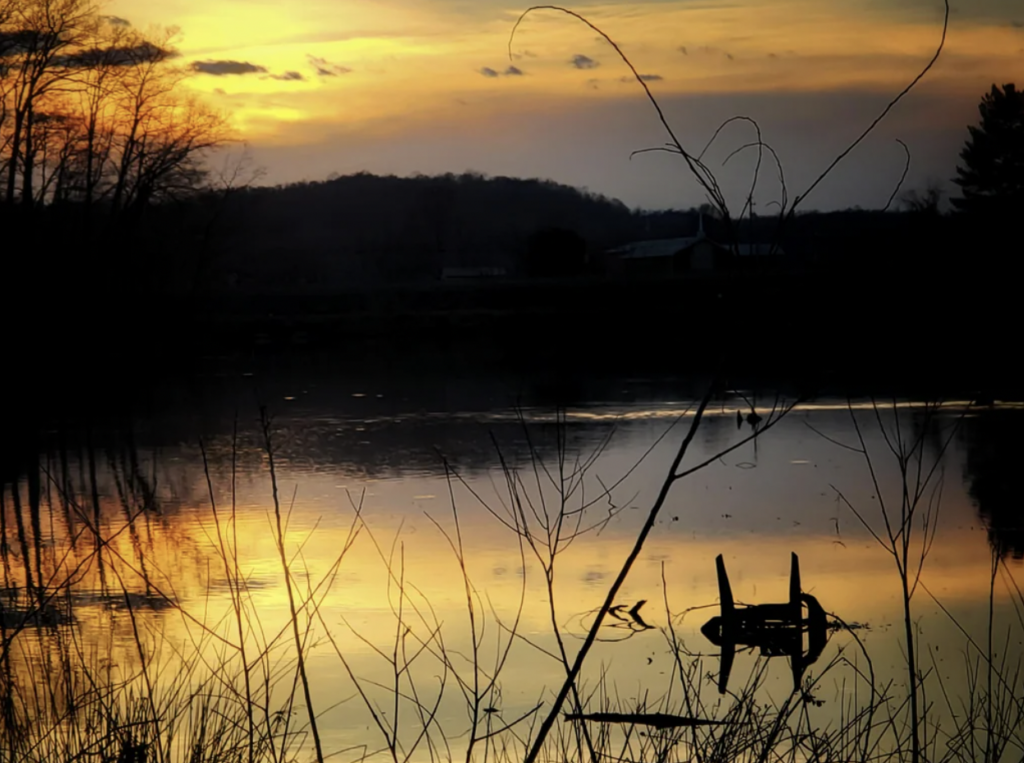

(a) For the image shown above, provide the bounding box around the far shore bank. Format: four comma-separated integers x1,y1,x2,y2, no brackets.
3,270,1015,421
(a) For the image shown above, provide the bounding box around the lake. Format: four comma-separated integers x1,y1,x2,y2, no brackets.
2,357,1022,763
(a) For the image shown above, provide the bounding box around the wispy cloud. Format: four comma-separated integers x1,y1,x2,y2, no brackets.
267,71,305,81
571,54,598,69
621,73,663,82
192,60,267,75
56,41,175,67
479,65,524,78
308,55,352,76
677,45,735,60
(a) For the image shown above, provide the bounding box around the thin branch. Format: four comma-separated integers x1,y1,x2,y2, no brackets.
883,139,912,212
790,0,949,212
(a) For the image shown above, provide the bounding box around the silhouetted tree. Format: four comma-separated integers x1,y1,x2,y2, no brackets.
898,183,944,215
951,83,1024,220
1,4,228,215
0,0,94,205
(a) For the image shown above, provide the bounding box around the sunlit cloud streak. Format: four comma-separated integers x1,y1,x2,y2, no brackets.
192,59,268,75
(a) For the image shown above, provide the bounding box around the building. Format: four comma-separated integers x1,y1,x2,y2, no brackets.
607,215,784,277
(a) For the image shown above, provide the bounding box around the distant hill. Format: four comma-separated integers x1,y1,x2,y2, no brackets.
200,172,968,291
208,172,649,288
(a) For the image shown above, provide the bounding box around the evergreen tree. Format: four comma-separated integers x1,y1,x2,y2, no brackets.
951,83,1024,218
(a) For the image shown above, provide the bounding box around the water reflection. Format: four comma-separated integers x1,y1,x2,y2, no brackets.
572,598,656,642
699,553,829,694
961,409,1024,559
1,390,1022,762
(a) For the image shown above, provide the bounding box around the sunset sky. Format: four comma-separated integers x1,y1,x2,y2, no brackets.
107,0,1023,210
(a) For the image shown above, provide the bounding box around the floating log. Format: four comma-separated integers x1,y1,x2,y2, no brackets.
563,712,727,729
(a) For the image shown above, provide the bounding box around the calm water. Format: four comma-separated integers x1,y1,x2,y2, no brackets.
4,367,1023,760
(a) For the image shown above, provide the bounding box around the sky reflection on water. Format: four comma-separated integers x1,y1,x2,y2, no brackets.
4,393,1022,759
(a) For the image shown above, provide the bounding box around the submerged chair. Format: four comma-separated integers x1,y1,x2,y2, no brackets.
701,552,828,693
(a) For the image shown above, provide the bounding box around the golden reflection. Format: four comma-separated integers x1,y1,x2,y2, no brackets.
3,403,1021,761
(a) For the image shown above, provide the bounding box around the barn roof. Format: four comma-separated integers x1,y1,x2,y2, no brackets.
609,237,706,259
608,238,783,259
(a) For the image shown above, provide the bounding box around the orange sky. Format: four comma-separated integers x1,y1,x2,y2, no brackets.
81,0,1024,203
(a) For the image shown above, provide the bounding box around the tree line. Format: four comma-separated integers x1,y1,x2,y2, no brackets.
0,0,226,219
2,0,1020,298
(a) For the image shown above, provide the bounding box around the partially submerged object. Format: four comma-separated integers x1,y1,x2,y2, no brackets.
564,712,727,729
701,552,828,693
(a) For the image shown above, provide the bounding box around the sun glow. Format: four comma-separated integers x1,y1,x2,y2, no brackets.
104,0,1021,142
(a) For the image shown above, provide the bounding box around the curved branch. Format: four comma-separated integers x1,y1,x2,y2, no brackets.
721,136,789,221
696,115,765,223
883,138,911,212
629,145,683,160
791,0,949,212
698,115,756,162
509,5,727,214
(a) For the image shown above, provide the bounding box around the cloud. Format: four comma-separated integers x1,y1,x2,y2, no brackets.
679,45,735,60
268,71,305,81
479,65,523,78
0,30,27,54
192,60,267,75
54,41,174,67
100,15,131,26
571,54,598,69
308,55,352,76
620,73,663,82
